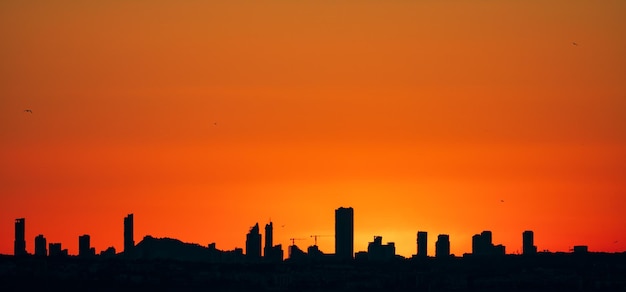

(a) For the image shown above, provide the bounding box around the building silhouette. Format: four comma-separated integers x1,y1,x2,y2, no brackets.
472,231,505,256
246,223,262,261
417,231,427,258
49,243,68,257
574,245,588,254
124,214,134,254
100,246,116,257
34,234,47,256
367,236,395,261
14,218,26,256
268,244,284,262
79,234,95,257
307,244,325,261
289,244,307,261
335,207,354,260
435,234,450,258
264,222,273,257
264,222,283,262
523,230,537,255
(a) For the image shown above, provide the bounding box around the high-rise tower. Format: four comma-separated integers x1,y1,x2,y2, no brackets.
435,234,450,258
124,214,134,253
335,207,354,260
264,222,273,257
417,231,428,257
246,223,262,261
523,230,537,255
14,218,26,256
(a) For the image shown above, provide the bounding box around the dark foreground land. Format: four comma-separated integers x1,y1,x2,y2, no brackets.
1,253,625,291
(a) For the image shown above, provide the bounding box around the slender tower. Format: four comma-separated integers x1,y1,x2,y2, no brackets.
246,223,262,261
264,222,273,258
124,214,134,254
417,231,428,258
14,218,26,256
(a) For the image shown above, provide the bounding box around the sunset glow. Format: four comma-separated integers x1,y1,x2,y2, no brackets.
1,0,625,258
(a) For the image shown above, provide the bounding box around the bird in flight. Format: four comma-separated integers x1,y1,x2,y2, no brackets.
500,200,505,203
24,109,32,113
572,42,578,46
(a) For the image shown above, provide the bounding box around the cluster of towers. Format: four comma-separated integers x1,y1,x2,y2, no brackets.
11,214,135,257
472,231,505,256
244,222,284,262
414,230,539,258
414,232,451,258
244,207,356,262
10,209,583,259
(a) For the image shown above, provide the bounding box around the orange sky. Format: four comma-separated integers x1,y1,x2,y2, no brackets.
1,0,625,257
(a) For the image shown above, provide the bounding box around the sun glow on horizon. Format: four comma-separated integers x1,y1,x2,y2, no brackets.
1,0,626,257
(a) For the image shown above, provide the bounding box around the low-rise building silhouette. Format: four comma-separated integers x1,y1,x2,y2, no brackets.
34,234,47,256
367,236,395,261
48,243,68,257
472,230,506,256
289,244,307,261
100,246,116,257
574,245,589,254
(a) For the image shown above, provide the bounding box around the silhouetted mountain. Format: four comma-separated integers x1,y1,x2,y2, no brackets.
127,236,244,263
129,236,210,261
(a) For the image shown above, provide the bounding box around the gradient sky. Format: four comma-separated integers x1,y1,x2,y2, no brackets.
1,0,625,257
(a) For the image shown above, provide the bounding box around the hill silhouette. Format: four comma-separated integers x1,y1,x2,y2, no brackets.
127,235,244,263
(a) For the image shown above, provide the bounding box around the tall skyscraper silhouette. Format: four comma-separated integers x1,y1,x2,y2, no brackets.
417,231,428,258
246,223,262,261
335,207,354,260
14,218,26,256
264,221,283,262
34,234,47,256
435,234,450,258
523,230,537,255
264,222,273,257
124,214,134,254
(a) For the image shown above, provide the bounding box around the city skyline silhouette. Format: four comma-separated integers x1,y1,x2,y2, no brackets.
3,207,625,290
3,206,620,259
1,2,625,290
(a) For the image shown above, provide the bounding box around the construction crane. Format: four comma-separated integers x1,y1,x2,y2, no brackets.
289,238,307,246
310,235,332,246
